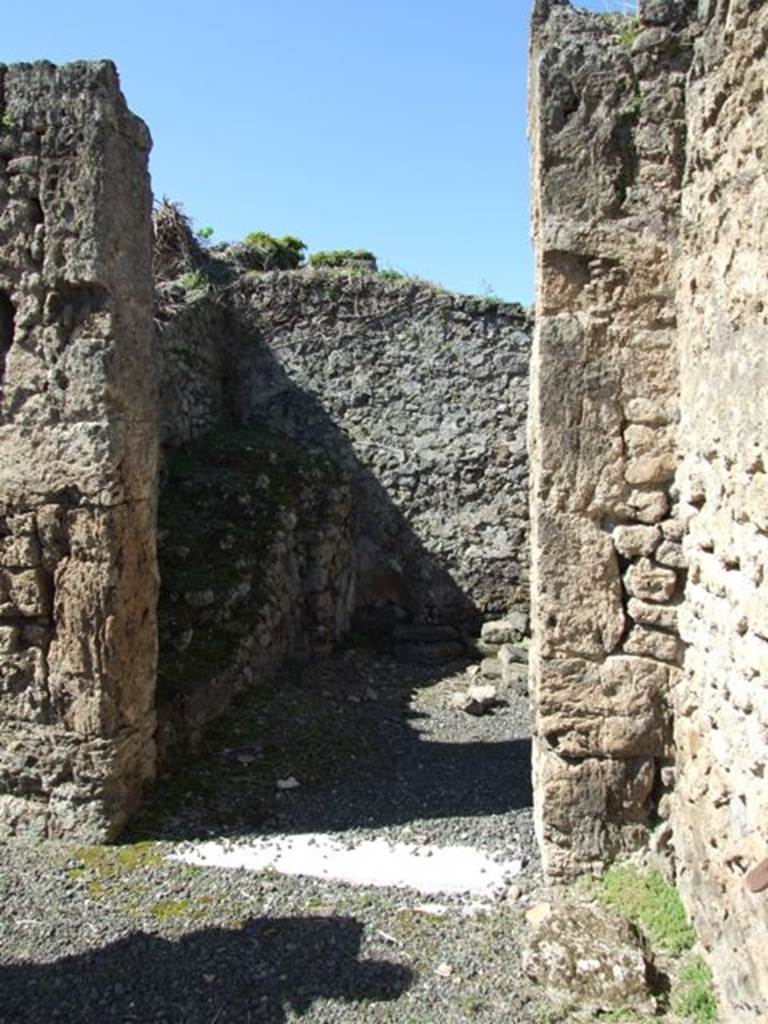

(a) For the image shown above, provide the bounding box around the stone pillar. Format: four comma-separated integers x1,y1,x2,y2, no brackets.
673,1,768,1017
0,61,158,839
528,1,693,878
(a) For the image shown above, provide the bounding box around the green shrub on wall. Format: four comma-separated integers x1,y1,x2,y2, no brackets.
309,249,378,270
241,232,307,271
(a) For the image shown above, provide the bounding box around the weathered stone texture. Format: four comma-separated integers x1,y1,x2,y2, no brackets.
672,1,768,1017
229,270,531,634
529,0,691,877
523,901,655,1015
531,0,768,1016
0,62,157,839
152,265,530,755
154,429,353,760
157,290,233,449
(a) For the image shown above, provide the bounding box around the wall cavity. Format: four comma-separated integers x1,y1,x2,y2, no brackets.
0,290,14,384
153,268,531,748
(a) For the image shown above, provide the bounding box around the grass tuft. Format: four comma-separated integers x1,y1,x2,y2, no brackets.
598,865,695,956
672,957,718,1023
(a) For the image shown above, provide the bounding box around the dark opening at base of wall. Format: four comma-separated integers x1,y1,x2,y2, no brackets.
0,290,14,384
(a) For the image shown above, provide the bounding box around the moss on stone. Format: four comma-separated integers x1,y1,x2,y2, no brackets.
597,865,695,957
156,425,344,699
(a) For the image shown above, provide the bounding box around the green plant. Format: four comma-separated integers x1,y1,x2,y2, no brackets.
150,898,193,920
179,269,210,292
601,9,641,45
379,268,405,281
308,248,377,269
0,112,15,133
598,865,695,955
242,231,306,270
672,957,718,1023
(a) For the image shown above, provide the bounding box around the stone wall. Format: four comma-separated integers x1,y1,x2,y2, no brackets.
528,0,693,878
673,1,768,1017
154,427,353,762
0,62,157,839
530,1,768,1017
153,268,531,744
228,270,531,638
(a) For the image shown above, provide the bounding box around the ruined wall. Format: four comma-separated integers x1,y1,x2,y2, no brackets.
154,428,353,760
228,270,531,638
528,0,693,878
156,287,232,449
673,1,768,1017
154,282,354,758
530,0,768,1016
152,268,530,745
0,62,157,839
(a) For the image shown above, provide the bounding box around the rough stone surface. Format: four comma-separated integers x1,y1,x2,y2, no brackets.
0,62,157,839
150,266,531,760
154,429,353,760
528,0,690,877
529,1,768,1017
228,271,531,635
672,1,768,1018
536,655,671,758
523,901,654,1014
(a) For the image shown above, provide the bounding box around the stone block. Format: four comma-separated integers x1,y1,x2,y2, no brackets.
480,656,503,680
481,617,526,644
537,655,669,757
627,598,678,632
625,490,669,525
6,568,51,617
660,517,684,542
625,454,677,486
624,559,678,602
623,625,681,663
655,540,686,569
533,515,625,658
498,642,528,667
523,902,654,1015
612,525,660,559
534,744,655,879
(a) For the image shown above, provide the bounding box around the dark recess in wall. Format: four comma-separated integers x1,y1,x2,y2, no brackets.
0,290,15,385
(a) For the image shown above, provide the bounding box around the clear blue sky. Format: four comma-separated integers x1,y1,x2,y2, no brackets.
4,0,626,304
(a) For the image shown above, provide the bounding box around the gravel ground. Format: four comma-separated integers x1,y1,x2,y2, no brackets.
0,651,548,1023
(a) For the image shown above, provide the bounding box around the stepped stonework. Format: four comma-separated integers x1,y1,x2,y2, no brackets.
529,0,768,1017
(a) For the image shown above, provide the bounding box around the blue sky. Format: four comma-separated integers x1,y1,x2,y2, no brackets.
4,0,627,304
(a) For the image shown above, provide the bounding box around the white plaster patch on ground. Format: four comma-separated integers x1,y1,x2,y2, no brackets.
171,834,522,897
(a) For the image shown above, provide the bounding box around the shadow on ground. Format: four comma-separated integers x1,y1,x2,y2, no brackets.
144,299,533,846
129,653,532,843
0,915,412,1024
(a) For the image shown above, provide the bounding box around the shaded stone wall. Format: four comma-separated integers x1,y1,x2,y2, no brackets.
528,0,693,878
154,284,354,760
153,268,531,750
229,270,531,638
673,1,768,1017
154,428,353,762
0,62,157,839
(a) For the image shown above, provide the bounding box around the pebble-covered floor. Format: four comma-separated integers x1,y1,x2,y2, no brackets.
0,651,546,1023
